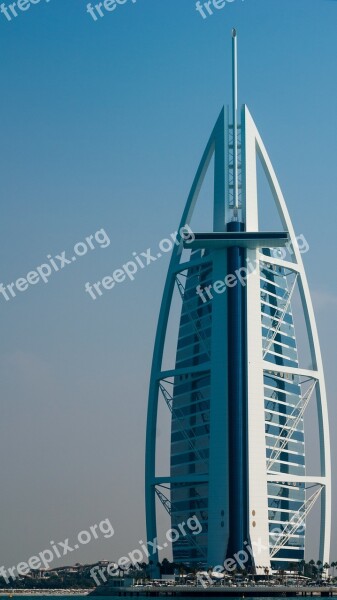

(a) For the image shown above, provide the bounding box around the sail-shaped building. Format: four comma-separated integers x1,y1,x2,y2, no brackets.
145,31,331,573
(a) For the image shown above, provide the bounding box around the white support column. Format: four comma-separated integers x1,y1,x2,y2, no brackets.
242,107,270,568
243,104,331,564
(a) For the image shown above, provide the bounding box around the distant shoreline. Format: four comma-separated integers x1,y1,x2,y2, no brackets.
0,590,91,596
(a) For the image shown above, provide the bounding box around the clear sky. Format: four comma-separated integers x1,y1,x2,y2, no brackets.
0,0,337,571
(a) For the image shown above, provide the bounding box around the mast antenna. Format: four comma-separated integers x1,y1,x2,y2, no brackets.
232,28,239,217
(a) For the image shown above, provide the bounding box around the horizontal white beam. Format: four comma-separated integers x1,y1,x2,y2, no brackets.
154,475,208,485
263,362,319,379
171,256,210,275
259,254,301,273
158,364,211,380
267,474,326,485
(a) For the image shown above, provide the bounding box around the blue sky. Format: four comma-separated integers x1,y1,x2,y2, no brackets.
0,0,337,570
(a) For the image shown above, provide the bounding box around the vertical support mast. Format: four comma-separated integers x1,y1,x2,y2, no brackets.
226,28,248,562
232,28,239,216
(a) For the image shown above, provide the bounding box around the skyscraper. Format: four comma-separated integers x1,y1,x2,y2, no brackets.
145,31,331,573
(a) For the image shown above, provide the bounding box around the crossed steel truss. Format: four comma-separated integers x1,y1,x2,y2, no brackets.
267,378,317,472
262,272,298,359
155,486,207,559
270,485,323,559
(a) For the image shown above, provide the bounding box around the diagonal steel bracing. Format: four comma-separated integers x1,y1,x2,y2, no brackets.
267,379,317,471
175,275,211,359
263,274,298,359
159,382,208,469
270,486,323,559
155,487,207,559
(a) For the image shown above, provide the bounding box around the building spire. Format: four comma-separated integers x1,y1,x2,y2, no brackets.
232,28,239,216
